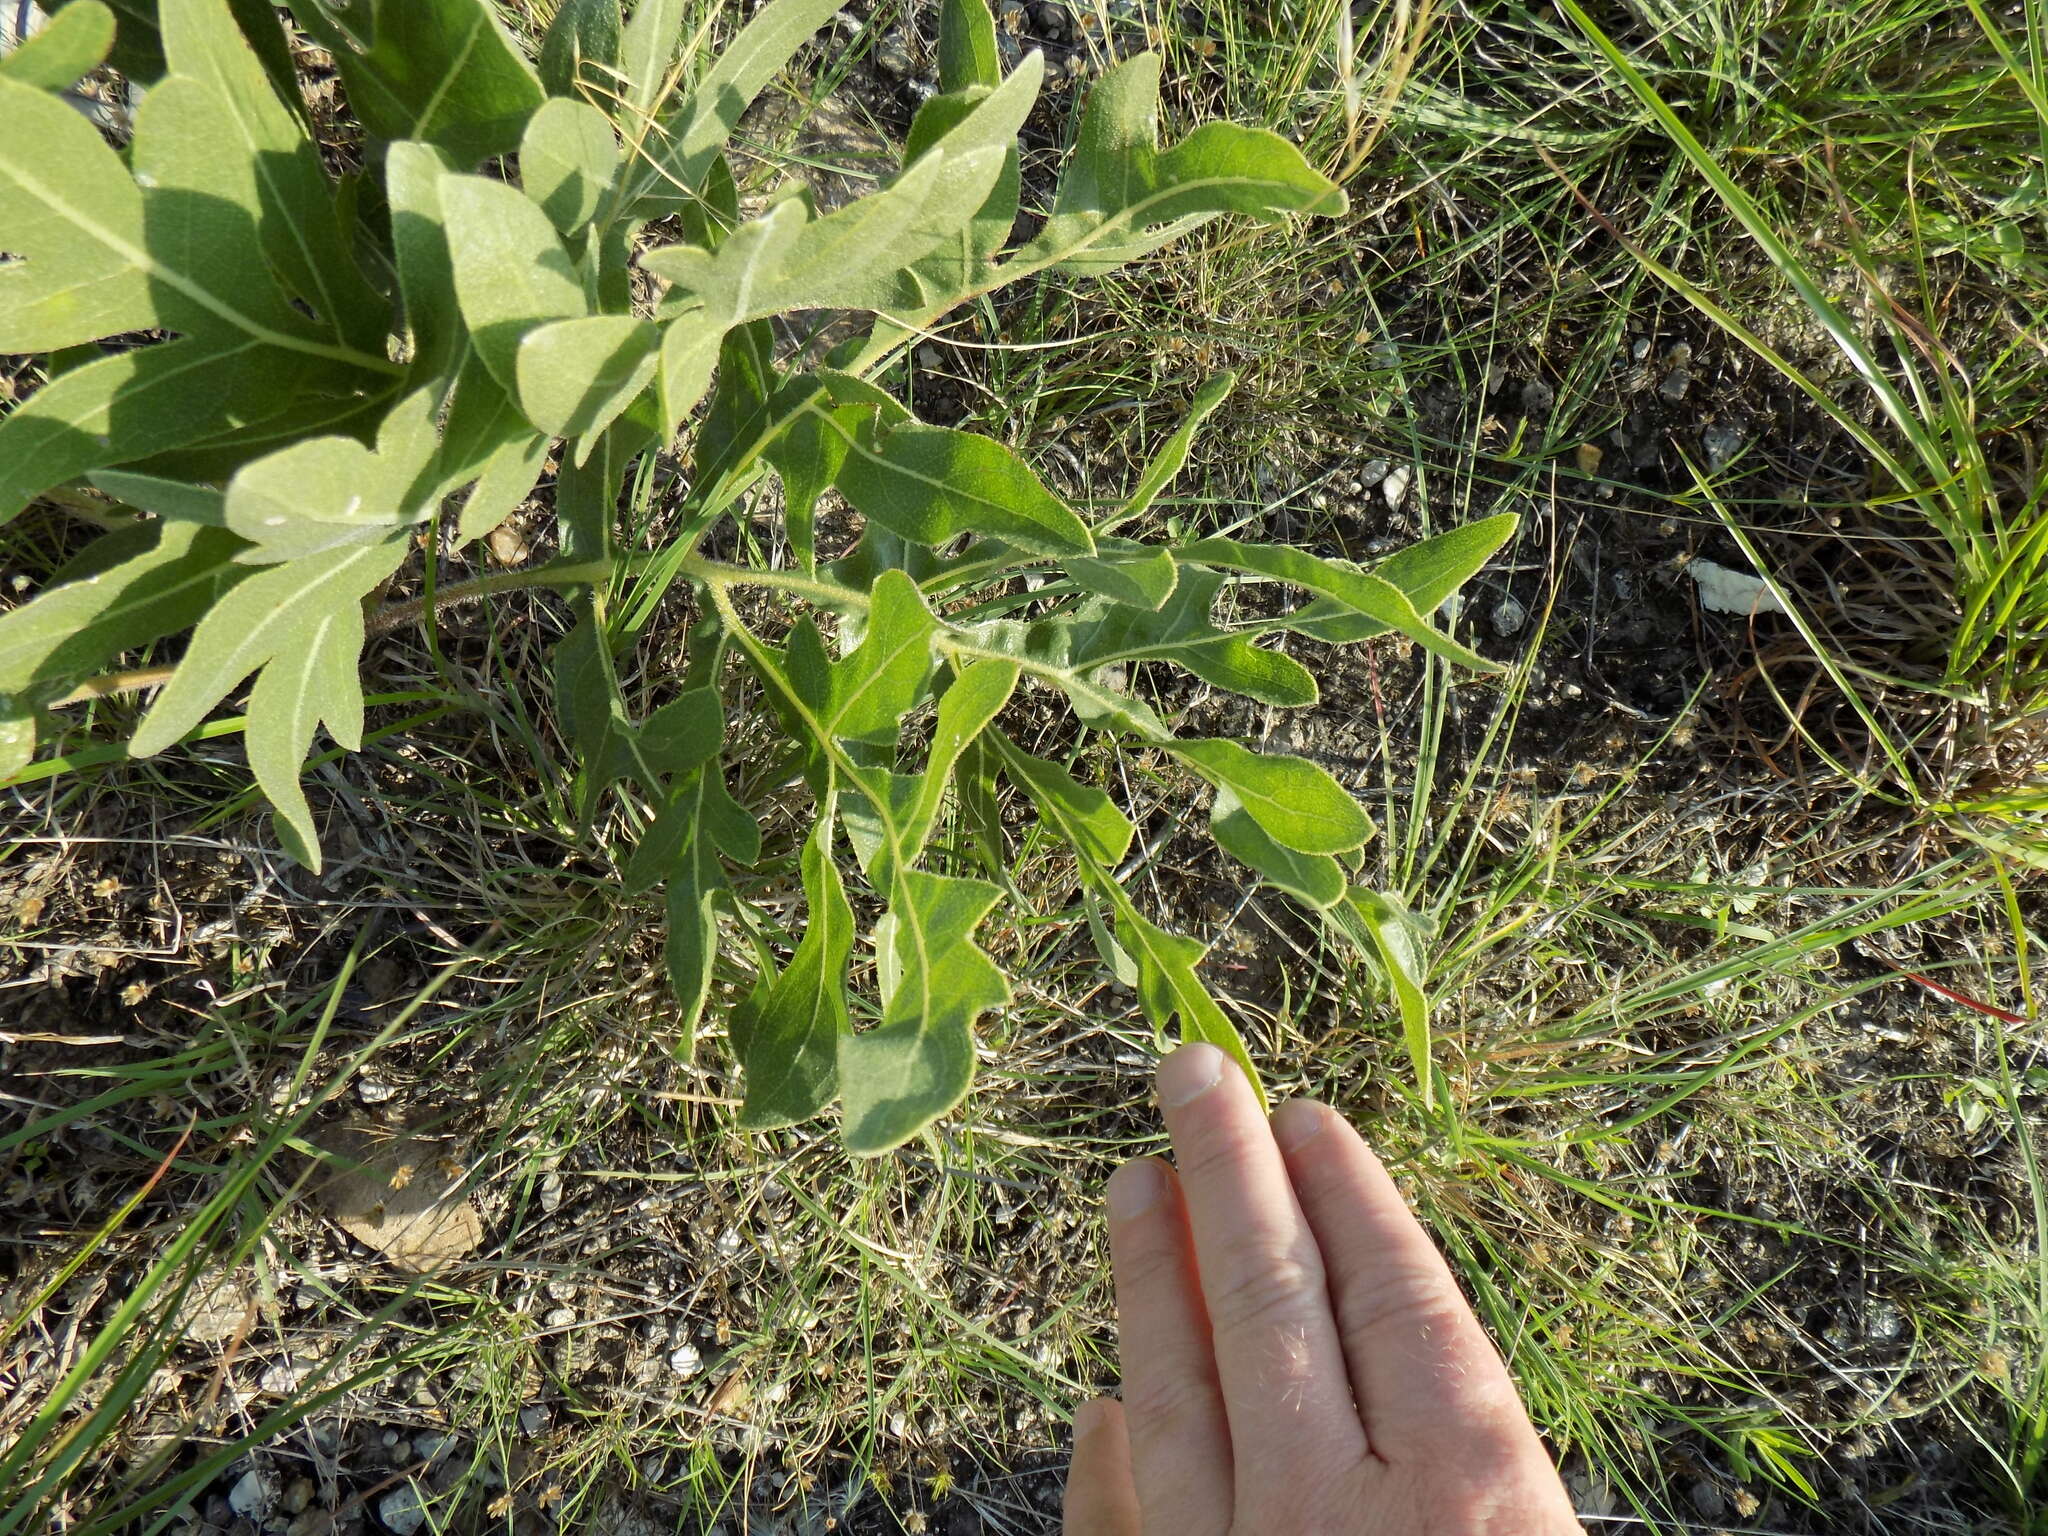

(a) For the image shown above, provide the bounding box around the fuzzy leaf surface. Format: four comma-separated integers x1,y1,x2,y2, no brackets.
829,414,1094,557
1210,787,1347,908
1169,737,1370,854
222,389,442,561
538,0,621,99
0,1,115,87
521,96,619,234
441,173,589,390
1014,52,1344,277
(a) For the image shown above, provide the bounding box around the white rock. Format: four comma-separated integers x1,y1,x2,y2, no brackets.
228,1468,271,1518
668,1343,703,1379
378,1484,427,1536
1381,464,1413,511
1687,559,1787,617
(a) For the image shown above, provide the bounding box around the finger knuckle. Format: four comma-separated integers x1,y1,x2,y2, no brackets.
1172,1121,1266,1190
1332,1264,1476,1355
1114,1231,1189,1299
1202,1246,1327,1335
1121,1368,1216,1443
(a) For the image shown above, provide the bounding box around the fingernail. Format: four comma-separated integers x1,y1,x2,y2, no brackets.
1106,1159,1166,1220
1271,1098,1326,1152
1157,1043,1224,1107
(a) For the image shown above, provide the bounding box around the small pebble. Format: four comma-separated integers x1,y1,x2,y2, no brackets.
485,523,529,566
518,1404,549,1436
872,30,913,79
1491,592,1527,636
544,1306,576,1329
669,1343,703,1379
1380,464,1413,511
355,1077,396,1105
377,1485,426,1536
1028,1,1069,39
1701,420,1742,472
1659,367,1691,404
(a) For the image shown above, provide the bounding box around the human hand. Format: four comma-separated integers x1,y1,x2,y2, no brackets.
1063,1044,1583,1535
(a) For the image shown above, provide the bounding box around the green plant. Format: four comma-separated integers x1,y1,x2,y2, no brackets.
0,0,1513,1150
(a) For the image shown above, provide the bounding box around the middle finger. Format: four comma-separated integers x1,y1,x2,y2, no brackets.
1156,1045,1368,1495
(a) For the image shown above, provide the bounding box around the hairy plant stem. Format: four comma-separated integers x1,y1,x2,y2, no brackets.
54,667,178,706
52,553,873,707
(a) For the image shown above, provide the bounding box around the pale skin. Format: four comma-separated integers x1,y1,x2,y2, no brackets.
1062,1043,1585,1536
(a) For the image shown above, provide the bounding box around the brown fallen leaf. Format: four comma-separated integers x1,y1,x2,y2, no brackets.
311,1123,482,1273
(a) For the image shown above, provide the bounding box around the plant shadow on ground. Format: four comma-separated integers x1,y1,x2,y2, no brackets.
4,0,2047,1533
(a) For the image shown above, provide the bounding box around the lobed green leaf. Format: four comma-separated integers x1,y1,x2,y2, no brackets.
1014,51,1345,278
623,0,846,217
128,529,412,871
734,817,852,1130
441,172,590,390
1180,536,1497,671
1118,906,1264,1105
0,73,158,352
0,521,244,701
515,315,661,445
160,0,387,352
1284,513,1519,644
840,869,1008,1153
222,388,442,562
